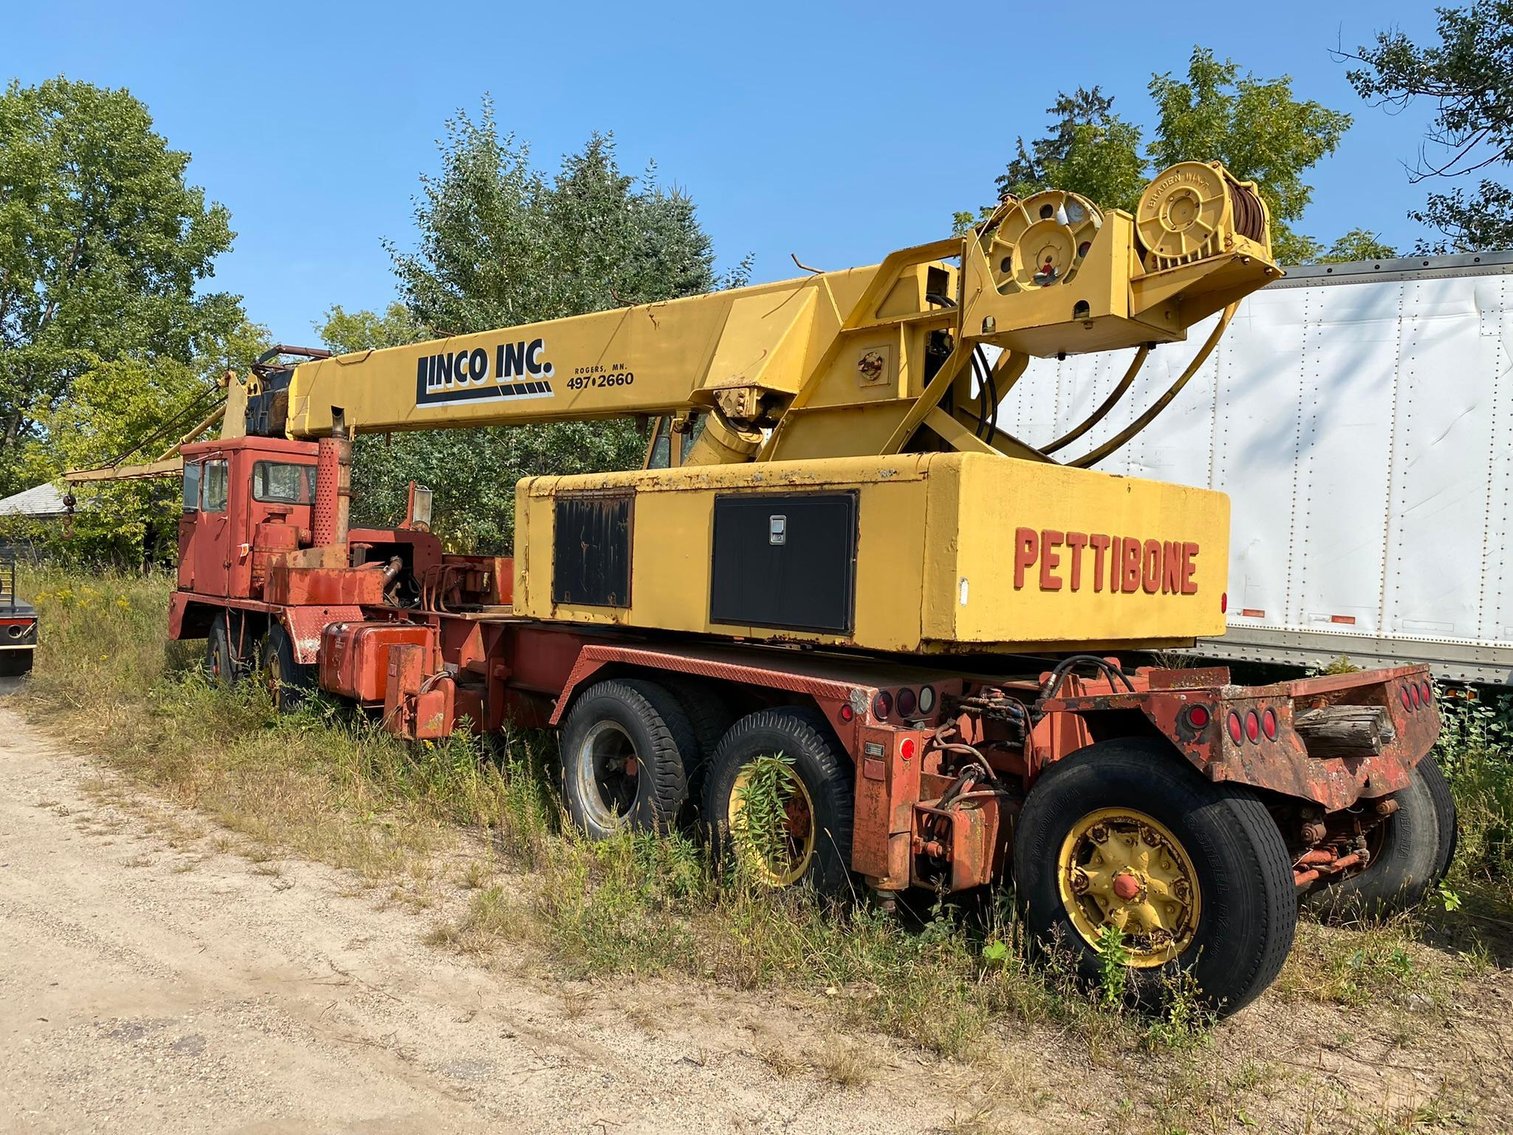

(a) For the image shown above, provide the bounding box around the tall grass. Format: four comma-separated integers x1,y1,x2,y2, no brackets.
14,565,1505,1073
1432,684,1513,912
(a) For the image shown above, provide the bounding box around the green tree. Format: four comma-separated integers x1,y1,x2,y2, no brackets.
388,102,746,332
329,107,743,551
1149,48,1352,264
0,78,241,496
974,48,1353,264
19,315,269,566
1318,229,1398,263
1345,1,1513,252
994,87,1148,212
317,302,427,354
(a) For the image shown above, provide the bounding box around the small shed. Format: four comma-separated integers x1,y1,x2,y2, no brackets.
0,483,75,521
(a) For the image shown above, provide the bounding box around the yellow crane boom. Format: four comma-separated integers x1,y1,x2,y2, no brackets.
254,161,1278,471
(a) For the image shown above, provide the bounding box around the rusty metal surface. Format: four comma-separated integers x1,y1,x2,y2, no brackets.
1041,664,1441,810
266,567,384,608
320,622,436,703
284,605,367,665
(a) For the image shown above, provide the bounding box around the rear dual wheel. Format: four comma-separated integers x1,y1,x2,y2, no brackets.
701,707,854,896
1303,755,1458,921
559,684,856,899
1014,739,1297,1015
559,679,694,838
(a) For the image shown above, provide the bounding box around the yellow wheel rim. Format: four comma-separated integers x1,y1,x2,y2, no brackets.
1056,807,1201,968
728,764,816,887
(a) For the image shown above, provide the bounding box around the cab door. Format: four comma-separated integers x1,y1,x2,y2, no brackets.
177,458,232,596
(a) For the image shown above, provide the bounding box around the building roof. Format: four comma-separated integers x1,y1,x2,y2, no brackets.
0,482,74,519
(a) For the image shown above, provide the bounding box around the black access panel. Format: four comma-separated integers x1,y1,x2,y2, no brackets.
553,491,633,607
709,492,859,634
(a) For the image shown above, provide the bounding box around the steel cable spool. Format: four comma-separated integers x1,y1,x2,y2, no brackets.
1228,179,1267,244
979,190,1103,294
1135,161,1270,270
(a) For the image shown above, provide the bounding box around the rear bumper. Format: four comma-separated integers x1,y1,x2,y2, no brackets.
1042,664,1438,811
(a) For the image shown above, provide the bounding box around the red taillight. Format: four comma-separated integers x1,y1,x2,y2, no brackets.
899,737,916,761
1410,684,1422,709
1221,591,1228,614
896,687,918,717
872,691,893,719
1227,711,1243,744
1421,680,1433,705
1245,710,1260,743
1401,688,1413,712
839,703,854,723
1187,704,1211,729
1261,708,1278,740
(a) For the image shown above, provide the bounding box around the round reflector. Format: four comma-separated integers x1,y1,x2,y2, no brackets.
918,686,936,714
1262,708,1278,740
899,737,916,761
1244,710,1260,743
872,691,893,720
897,687,918,717
839,703,854,723
1227,712,1243,744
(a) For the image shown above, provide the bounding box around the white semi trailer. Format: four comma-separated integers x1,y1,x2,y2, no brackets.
1009,251,1513,684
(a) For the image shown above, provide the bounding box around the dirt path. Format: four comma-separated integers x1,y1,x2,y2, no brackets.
7,697,1513,1134
0,706,992,1135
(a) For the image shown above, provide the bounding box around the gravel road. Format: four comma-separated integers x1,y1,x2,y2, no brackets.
0,705,994,1135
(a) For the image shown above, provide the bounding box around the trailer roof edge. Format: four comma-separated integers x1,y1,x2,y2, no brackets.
1267,249,1513,289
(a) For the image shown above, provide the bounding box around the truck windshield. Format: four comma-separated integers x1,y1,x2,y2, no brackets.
252,462,317,504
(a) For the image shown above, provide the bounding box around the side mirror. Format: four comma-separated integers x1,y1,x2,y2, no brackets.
405,482,433,532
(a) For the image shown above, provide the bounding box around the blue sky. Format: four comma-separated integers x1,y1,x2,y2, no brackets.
5,1,1444,341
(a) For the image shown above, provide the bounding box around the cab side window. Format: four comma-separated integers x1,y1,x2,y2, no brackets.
202,460,229,513
182,462,202,513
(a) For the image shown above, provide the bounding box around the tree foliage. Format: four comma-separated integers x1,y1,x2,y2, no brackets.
0,78,240,497
994,88,1148,213
1149,49,1351,264
1318,229,1398,263
329,109,744,551
318,302,427,355
975,48,1353,264
1345,1,1513,253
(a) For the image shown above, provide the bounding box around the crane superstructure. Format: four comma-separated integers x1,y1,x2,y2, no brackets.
159,162,1451,1016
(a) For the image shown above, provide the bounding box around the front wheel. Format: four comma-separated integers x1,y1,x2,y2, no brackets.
1013,739,1296,1016
204,616,236,687
259,622,316,713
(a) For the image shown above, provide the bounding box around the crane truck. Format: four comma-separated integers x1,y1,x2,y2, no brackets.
160,162,1453,1015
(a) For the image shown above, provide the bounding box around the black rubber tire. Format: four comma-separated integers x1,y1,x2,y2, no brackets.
260,622,316,713
1419,755,1459,888
1304,762,1446,921
558,678,693,838
205,616,235,687
702,706,855,897
1013,739,1296,1017
659,677,735,819
0,650,33,677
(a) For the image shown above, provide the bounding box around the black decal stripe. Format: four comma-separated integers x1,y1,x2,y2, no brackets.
418,382,554,406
